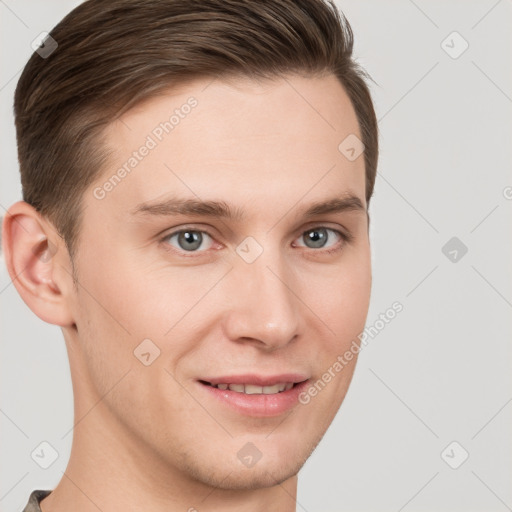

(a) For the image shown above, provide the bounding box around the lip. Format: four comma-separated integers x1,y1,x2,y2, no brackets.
200,373,309,387
197,373,310,417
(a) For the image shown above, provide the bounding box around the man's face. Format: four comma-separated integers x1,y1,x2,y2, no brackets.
67,73,371,490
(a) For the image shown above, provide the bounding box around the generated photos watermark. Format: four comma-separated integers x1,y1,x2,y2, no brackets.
298,301,403,405
93,96,198,200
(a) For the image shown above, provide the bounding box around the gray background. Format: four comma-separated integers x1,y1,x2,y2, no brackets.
1,1,511,511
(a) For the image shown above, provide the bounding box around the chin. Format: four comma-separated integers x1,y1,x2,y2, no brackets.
199,461,301,491
180,435,322,491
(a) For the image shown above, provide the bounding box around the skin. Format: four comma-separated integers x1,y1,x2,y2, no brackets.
3,73,372,512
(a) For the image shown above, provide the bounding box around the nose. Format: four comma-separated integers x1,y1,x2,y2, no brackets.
222,251,301,351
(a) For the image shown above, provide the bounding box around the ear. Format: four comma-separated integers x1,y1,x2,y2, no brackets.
2,200,76,327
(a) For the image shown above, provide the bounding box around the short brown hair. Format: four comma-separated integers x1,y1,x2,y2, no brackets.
14,0,379,262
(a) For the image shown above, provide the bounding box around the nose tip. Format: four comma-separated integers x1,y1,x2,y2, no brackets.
222,262,301,351
239,322,299,352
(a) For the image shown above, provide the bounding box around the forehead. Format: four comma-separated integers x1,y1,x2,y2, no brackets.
90,73,366,222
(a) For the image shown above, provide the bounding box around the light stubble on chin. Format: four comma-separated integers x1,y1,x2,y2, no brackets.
170,407,336,492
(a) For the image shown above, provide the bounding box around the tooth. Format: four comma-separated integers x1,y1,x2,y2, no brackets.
222,383,293,394
244,384,263,394
262,384,282,394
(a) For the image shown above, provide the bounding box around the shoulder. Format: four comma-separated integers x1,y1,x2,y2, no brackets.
21,489,52,512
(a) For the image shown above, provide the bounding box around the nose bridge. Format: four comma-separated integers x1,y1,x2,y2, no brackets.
224,242,300,349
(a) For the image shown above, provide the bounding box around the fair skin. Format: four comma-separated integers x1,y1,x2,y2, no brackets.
3,73,371,512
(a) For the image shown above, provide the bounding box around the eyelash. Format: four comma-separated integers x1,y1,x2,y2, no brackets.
159,225,353,258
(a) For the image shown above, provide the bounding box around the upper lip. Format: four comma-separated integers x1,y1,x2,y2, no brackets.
199,373,309,386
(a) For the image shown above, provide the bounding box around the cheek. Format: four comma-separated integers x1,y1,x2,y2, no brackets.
70,250,162,392
314,252,372,344
300,259,370,423
74,255,217,386
75,249,173,336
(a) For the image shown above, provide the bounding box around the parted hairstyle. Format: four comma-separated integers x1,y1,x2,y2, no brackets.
14,0,379,262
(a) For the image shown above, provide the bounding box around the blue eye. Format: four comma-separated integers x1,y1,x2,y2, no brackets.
295,227,347,252
162,229,214,253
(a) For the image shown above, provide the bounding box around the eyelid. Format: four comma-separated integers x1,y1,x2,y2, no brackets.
298,222,353,243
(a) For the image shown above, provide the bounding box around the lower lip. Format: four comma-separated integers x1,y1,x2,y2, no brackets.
197,380,310,417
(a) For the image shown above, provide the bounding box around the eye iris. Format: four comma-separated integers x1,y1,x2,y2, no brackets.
178,231,202,251
305,228,327,248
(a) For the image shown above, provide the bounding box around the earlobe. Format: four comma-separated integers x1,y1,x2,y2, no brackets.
2,200,75,327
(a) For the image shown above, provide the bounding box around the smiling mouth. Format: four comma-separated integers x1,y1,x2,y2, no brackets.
199,380,302,395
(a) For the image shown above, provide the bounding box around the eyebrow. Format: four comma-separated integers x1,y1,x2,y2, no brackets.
130,193,366,220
